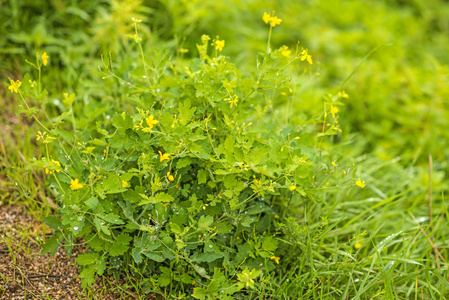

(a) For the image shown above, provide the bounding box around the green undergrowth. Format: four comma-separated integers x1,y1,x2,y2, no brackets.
2,0,449,299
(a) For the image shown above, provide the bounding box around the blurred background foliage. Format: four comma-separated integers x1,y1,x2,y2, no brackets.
2,0,448,164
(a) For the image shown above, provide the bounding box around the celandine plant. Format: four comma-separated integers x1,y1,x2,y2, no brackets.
11,14,363,299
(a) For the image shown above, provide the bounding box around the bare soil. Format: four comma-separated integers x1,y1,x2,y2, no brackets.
0,204,157,299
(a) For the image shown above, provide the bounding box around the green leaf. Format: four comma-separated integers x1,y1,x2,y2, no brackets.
241,216,254,227
94,217,111,235
192,287,207,300
192,264,210,279
108,233,132,256
139,192,174,205
193,252,223,263
170,222,182,234
76,252,99,266
101,174,126,194
96,259,106,276
180,273,192,284
98,213,124,224
118,200,135,221
177,157,194,168
224,136,235,152
85,197,99,210
178,99,196,125
132,248,143,263
197,169,208,184
79,264,96,288
144,252,165,262
43,216,62,230
112,112,133,132
158,267,171,287
40,234,63,256
198,215,214,230
216,222,233,234
262,236,279,252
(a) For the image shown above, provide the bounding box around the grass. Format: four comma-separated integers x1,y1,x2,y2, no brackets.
1,0,449,299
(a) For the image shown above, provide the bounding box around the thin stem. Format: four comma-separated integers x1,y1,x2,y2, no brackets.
38,67,41,98
267,26,273,52
134,22,151,87
18,91,51,133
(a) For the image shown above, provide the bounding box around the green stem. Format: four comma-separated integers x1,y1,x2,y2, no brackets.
267,26,273,52
18,91,51,133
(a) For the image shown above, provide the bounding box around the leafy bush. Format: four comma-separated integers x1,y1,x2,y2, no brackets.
7,2,449,298
10,15,364,297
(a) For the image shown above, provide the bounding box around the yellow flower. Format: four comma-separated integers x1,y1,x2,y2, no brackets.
215,39,225,51
270,256,280,264
145,115,159,129
70,178,83,191
354,242,362,249
45,160,61,174
330,106,339,118
338,91,349,98
289,185,296,191
270,16,282,27
262,12,271,24
356,178,366,188
8,79,22,93
41,52,49,66
122,181,129,188
159,151,170,162
229,95,238,108
300,49,313,64
274,215,280,219
167,171,174,181
281,48,291,57
332,162,337,168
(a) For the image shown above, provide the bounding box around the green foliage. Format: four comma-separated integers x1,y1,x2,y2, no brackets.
3,0,449,298
14,22,342,295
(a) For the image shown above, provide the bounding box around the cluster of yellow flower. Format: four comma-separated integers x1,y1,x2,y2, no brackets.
262,12,282,27
45,159,61,175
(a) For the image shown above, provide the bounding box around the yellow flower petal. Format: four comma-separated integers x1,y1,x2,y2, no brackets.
159,151,170,162
270,16,282,27
41,52,49,66
167,172,174,181
145,115,159,129
262,12,271,24
281,49,291,57
215,39,225,51
356,178,366,188
70,178,83,190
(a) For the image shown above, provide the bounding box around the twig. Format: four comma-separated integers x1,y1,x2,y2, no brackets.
28,274,61,279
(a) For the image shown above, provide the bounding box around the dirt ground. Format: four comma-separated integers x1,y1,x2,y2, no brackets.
0,204,156,299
